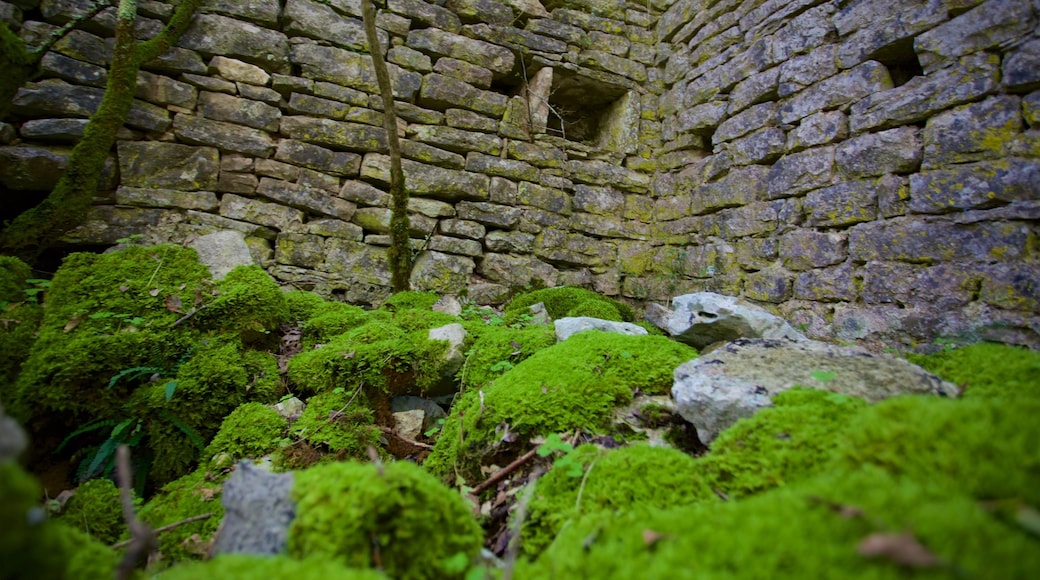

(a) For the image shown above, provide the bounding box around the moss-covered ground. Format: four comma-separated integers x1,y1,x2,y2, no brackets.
1,245,1038,578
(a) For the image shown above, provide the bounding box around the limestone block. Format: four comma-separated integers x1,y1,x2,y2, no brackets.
728,67,779,114
257,178,355,221
61,206,169,246
389,0,462,31
408,125,502,156
806,177,895,227
779,61,892,124
570,212,648,239
281,116,387,153
834,126,921,178
274,233,325,268
275,140,361,178
765,146,835,199
573,184,624,216
117,142,218,191
199,91,280,132
554,317,647,342
41,52,107,88
719,202,779,238
446,109,499,133
20,118,136,144
178,13,290,74
478,252,558,287
517,182,571,214
980,263,1040,311
419,73,509,117
850,53,999,133
361,154,490,201
715,102,778,144
915,0,1035,73
146,46,207,75
457,201,521,228
13,80,171,133
1004,38,1040,90
780,230,847,272
339,179,389,207
211,462,295,556
526,17,585,44
388,46,434,73
566,159,650,193
311,81,368,106
410,251,476,294
220,193,304,230
794,263,857,302
787,110,848,151
199,0,282,28
434,57,494,90
115,187,218,212
174,114,276,158
648,292,806,350
445,0,513,25
727,127,786,166
186,210,279,240
485,230,535,252
407,29,513,75
428,236,483,257
769,4,836,62
305,218,363,241
691,165,769,216
744,267,794,303
182,73,237,94
677,101,727,134
777,45,837,97
0,145,116,191
324,238,392,286
408,198,455,218
672,338,958,443
284,0,384,53
507,140,567,168
208,56,271,86
734,237,778,271
835,0,945,68
921,96,1022,168
470,23,568,55
286,93,356,121
440,219,486,240
849,218,1030,263
401,141,466,170
290,42,420,99
136,71,198,109
909,159,1040,214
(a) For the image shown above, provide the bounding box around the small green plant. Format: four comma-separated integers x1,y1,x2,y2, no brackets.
537,433,584,478
23,278,50,303
810,370,837,383
115,233,145,245
489,360,514,373
424,417,447,438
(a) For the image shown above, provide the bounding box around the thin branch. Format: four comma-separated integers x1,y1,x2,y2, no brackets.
377,425,433,449
115,444,156,580
470,445,540,496
111,513,214,549
503,468,543,580
31,0,114,58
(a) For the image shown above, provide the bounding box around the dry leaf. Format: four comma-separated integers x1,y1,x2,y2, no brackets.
149,288,160,297
165,295,184,313
196,487,218,502
63,314,84,332
857,532,941,568
119,285,129,292
642,529,667,547
194,288,204,306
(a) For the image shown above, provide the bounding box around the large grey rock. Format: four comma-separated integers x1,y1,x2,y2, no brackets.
0,404,27,463
672,338,960,444
191,230,255,280
427,323,468,394
118,142,219,191
178,13,290,73
554,317,648,342
648,292,807,350
211,461,295,556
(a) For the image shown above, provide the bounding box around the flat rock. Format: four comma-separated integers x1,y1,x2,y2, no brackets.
555,317,648,342
647,292,807,349
211,461,295,556
190,230,255,279
672,338,960,444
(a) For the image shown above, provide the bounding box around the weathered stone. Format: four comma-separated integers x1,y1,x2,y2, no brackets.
478,252,558,288
777,44,837,97
428,235,483,257
257,178,355,220
145,46,208,75
340,180,389,207
727,67,779,114
298,169,339,193
40,52,107,88
780,230,847,271
483,230,533,252
285,0,385,52
407,198,455,218
324,238,391,286
0,145,116,191
445,0,513,25
727,127,787,166
441,219,485,240
276,140,361,177
835,0,946,68
850,54,999,133
765,146,835,199
744,267,794,303
409,125,502,156
178,13,290,73
13,80,171,133
388,45,434,73
418,73,509,117
915,0,1034,73
834,126,921,179
217,173,259,194
281,116,387,152
909,159,1040,214
174,114,276,157
806,177,892,227
406,28,514,75
554,317,647,342
921,96,1021,168
198,91,280,132
305,218,363,240
186,210,279,240
456,201,521,229
573,184,624,216
290,42,420,99
182,73,237,94
849,218,1031,263
361,154,490,201
980,263,1040,311
115,186,218,211
507,140,567,168
198,0,281,27
275,233,325,268
220,193,304,230
434,57,493,90
468,23,568,56
446,109,499,133
401,140,466,170
389,0,461,30
117,142,218,191
256,160,300,182
720,201,781,238
187,230,255,280
409,251,475,293
1003,38,1040,90
565,159,650,193
794,263,858,302
786,110,847,151
578,50,647,82
734,237,778,271
779,61,892,124
715,102,778,144
688,165,768,215
676,101,727,134
208,56,271,86
135,70,197,109
672,338,958,443
211,462,295,556
311,81,368,106
648,292,806,350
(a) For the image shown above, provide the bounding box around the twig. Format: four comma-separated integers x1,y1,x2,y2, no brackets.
367,445,384,477
574,458,598,511
377,425,433,449
471,445,540,496
171,303,208,328
328,382,364,421
503,467,543,580
31,0,114,57
115,445,156,580
111,513,214,549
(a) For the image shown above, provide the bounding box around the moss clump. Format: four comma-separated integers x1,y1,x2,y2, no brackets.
284,290,327,323
699,388,868,498
385,307,460,333
204,402,287,466
563,299,623,321
459,324,556,389
301,301,373,348
137,467,224,566
289,461,483,579
522,443,714,557
193,265,289,344
424,332,697,483
504,287,635,323
155,554,387,579
524,465,1040,579
58,478,126,545
280,389,379,467
0,300,42,413
907,342,1040,401
0,255,32,302
380,290,440,312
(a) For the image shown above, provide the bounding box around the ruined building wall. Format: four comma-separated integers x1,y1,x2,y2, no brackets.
1,0,1038,348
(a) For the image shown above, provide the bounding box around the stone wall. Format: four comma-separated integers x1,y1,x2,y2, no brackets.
1,0,1038,348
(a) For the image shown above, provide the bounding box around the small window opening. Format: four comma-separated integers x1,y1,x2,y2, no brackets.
545,69,628,145
871,37,923,88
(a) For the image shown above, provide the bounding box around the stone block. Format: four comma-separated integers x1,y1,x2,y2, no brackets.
1003,38,1040,90
835,0,946,68
446,109,499,133
281,116,387,152
728,67,779,114
362,154,490,201
440,219,486,240
786,110,848,151
565,159,651,193
339,179,389,207
485,230,535,252
401,141,466,170
199,91,280,132
217,172,259,194
428,236,483,257
457,201,521,228
777,45,837,97
220,193,304,230
921,96,1022,168
744,267,794,303
173,114,276,157
727,127,787,166
691,165,768,215
324,238,392,286
13,80,171,133
275,233,325,268
835,126,921,178
284,0,383,52
407,28,514,74
209,56,271,85
434,57,493,90
805,178,885,227
719,201,779,238
794,263,858,302
715,102,778,144
118,141,219,191
409,125,502,156
909,159,1040,214
676,101,728,134
780,230,847,271
178,13,290,74
289,42,420,99
517,182,571,214
915,0,1035,73
389,0,462,31
257,177,356,220
275,140,361,177
478,253,558,288
136,71,198,109
849,218,1031,263
779,60,892,124
115,187,218,211
765,146,835,199
40,53,107,88
419,73,509,117
574,185,624,216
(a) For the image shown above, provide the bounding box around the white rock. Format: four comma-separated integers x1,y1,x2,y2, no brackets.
393,409,426,441
190,230,254,280
554,317,648,342
649,292,806,349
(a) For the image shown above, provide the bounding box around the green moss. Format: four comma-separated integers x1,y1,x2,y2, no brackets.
285,290,327,323
204,402,287,466
907,342,1040,401
504,287,635,323
524,465,1040,579
564,299,622,321
380,290,440,312
425,332,697,483
58,478,126,545
0,301,41,413
289,461,483,579
193,265,289,343
0,255,31,302
155,554,386,579
301,301,373,347
285,388,379,462
386,308,460,333
459,324,556,389
523,443,714,557
137,467,224,566
699,388,868,498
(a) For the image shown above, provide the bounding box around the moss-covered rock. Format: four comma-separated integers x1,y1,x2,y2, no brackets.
564,299,623,321
0,255,32,303
58,478,126,545
459,324,556,389
424,331,697,483
193,265,289,344
137,467,225,567
284,290,327,323
300,301,374,348
277,389,380,469
380,290,441,312
155,554,387,579
204,402,288,467
288,460,483,579
504,286,635,324
522,443,714,557
907,342,1040,401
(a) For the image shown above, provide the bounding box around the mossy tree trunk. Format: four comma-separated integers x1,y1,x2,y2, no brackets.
0,0,201,264
361,0,411,292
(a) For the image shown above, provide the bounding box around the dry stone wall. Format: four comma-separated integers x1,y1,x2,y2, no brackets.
1,0,1038,348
